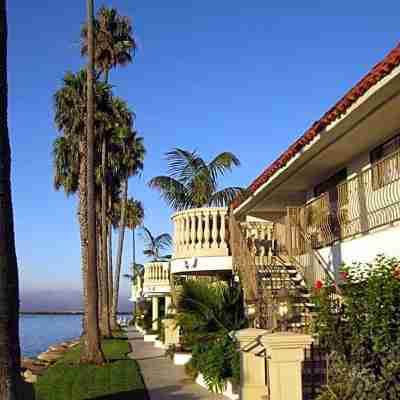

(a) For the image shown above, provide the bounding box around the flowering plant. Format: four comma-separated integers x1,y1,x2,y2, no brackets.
314,256,400,400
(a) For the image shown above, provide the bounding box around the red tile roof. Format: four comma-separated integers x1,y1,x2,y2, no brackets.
232,42,400,210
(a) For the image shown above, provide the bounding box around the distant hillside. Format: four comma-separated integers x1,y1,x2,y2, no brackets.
20,289,133,313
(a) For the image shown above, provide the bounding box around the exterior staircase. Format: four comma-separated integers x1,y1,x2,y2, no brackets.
255,256,315,332
229,213,332,332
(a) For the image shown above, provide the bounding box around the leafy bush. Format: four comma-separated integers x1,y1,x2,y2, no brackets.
187,336,240,393
135,301,152,332
314,256,400,400
174,280,245,392
175,280,247,349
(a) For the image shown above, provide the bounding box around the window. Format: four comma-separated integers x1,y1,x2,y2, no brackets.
370,134,400,190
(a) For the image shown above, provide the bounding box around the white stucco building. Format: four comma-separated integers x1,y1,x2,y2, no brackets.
232,42,400,283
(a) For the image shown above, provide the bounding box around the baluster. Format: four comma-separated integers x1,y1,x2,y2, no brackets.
259,224,266,264
190,212,196,251
178,215,183,256
184,214,190,257
220,210,228,251
211,210,219,249
196,210,203,249
180,216,185,254
204,209,211,250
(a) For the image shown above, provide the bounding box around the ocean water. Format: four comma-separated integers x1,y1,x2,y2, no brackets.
20,314,82,358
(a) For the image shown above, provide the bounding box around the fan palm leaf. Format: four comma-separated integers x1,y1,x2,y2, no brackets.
149,147,244,211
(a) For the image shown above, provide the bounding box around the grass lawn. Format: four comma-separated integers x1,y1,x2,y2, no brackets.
34,338,148,400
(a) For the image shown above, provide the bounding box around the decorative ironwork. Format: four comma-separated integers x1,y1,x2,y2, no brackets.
302,343,327,400
301,149,400,248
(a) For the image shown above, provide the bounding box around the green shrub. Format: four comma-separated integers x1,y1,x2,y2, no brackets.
187,336,239,393
314,256,400,400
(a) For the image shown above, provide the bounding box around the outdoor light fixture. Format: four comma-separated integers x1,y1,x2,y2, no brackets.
277,287,290,332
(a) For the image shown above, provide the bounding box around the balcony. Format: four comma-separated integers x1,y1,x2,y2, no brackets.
171,207,232,274
142,261,171,297
292,148,400,250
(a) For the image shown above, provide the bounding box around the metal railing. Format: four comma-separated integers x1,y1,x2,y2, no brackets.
300,149,400,249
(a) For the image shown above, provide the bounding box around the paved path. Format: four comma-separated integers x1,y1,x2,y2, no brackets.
127,327,227,400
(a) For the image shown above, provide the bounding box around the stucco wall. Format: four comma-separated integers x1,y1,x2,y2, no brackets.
318,222,400,275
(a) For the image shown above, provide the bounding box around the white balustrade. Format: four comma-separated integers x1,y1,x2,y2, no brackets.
143,261,171,294
171,207,230,258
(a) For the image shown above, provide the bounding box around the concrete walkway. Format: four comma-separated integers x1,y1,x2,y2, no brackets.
127,327,228,400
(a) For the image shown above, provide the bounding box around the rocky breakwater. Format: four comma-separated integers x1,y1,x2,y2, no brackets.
21,339,80,383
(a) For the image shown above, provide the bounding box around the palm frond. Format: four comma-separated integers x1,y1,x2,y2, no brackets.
207,152,241,184
148,175,191,210
208,187,245,207
165,148,205,184
154,233,172,251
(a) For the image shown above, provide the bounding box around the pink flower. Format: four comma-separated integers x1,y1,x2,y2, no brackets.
393,265,400,280
315,280,323,290
340,271,348,281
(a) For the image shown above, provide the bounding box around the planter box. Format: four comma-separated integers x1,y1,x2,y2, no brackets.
143,334,158,342
195,373,239,400
154,340,166,349
173,352,192,365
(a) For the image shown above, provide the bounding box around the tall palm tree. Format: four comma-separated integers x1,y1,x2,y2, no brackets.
0,0,21,396
110,196,144,320
80,5,136,80
53,69,111,362
109,114,145,328
84,0,104,364
81,5,136,337
148,148,244,210
141,226,172,261
123,262,145,315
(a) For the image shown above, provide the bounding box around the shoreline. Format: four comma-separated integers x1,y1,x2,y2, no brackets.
22,337,81,383
21,311,132,315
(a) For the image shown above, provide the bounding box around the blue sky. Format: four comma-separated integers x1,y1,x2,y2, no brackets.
8,1,400,306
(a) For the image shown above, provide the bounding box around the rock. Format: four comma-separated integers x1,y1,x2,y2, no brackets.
23,370,37,383
37,352,63,363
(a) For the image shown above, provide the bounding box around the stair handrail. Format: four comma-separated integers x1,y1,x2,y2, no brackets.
286,208,342,296
229,211,259,305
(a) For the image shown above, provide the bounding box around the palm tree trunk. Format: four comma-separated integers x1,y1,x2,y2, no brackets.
132,228,136,316
108,221,113,327
100,135,111,336
78,141,89,349
81,0,104,364
97,224,103,328
0,1,21,396
111,177,128,329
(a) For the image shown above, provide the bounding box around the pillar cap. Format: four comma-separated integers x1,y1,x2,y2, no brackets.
260,332,313,350
234,328,269,342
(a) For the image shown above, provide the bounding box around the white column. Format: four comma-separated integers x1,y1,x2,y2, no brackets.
165,295,172,316
152,296,159,331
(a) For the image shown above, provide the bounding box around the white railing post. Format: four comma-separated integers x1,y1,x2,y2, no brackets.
196,210,203,249
220,209,228,251
211,210,219,249
204,209,211,250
